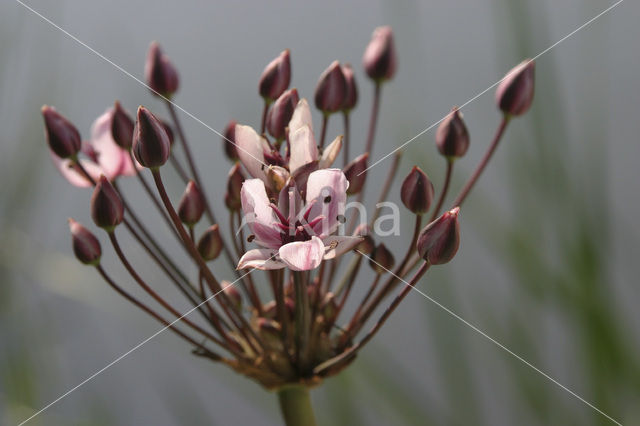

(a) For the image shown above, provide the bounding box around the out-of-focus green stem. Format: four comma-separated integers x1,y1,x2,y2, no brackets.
277,386,317,426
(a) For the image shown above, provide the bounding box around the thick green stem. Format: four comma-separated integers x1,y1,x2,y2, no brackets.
277,386,317,426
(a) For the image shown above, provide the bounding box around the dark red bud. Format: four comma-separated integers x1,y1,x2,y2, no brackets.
132,106,171,168
111,101,135,150
222,120,238,160
41,105,82,159
161,120,175,148
344,153,369,195
341,63,358,111
91,175,124,231
226,163,244,211
222,281,242,309
144,41,179,97
259,49,291,101
178,181,205,226
353,224,375,254
267,88,299,140
495,60,535,116
314,61,347,113
69,218,101,265
401,166,435,215
436,107,469,158
197,224,223,261
363,26,397,81
369,243,395,273
417,207,460,265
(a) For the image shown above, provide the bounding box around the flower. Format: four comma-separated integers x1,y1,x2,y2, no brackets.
237,169,361,271
50,107,139,187
235,99,342,190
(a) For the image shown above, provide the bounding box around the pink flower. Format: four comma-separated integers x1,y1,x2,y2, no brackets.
235,99,342,191
237,168,361,271
50,108,140,187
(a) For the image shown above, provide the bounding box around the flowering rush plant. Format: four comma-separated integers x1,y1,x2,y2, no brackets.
43,26,534,425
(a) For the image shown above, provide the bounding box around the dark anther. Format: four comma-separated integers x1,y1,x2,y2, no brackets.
336,215,346,223
247,234,256,243
324,195,332,203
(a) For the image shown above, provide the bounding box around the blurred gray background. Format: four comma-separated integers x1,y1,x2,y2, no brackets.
1,0,639,425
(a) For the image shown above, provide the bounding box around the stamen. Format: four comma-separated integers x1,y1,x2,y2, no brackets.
247,234,255,243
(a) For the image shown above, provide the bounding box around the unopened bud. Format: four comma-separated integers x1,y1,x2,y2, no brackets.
369,243,395,273
436,107,469,158
91,175,124,231
132,106,171,168
144,42,179,98
344,153,368,195
267,88,299,140
41,106,82,159
417,207,460,265
401,166,435,215
222,120,238,160
197,224,223,261
267,166,288,193
353,224,375,254
161,120,175,148
363,26,397,81
226,163,244,210
68,218,101,265
178,181,205,226
111,101,135,150
222,281,242,310
341,63,358,111
259,49,291,101
495,60,535,117
314,61,347,114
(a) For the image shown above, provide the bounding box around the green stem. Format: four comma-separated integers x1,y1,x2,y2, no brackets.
277,386,317,426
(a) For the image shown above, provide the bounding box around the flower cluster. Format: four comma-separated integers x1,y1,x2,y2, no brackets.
45,27,534,394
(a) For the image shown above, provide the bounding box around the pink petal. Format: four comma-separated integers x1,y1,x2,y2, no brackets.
278,236,325,271
318,135,342,169
289,125,318,174
288,99,314,136
237,249,285,270
235,124,270,182
50,151,102,188
304,169,348,237
90,108,135,179
322,235,363,260
240,179,282,249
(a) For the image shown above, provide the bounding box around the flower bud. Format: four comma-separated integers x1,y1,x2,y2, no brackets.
495,60,535,116
144,42,179,98
436,107,469,158
417,207,460,265
111,101,135,150
341,63,358,111
369,243,395,273
344,153,368,195
222,281,242,310
222,120,238,160
353,224,375,254
314,61,347,113
267,88,299,140
259,49,291,101
41,106,82,159
226,163,244,210
132,106,171,168
267,166,288,193
178,181,205,226
91,175,124,231
197,224,223,261
68,218,101,265
363,26,397,81
161,120,175,148
401,166,435,215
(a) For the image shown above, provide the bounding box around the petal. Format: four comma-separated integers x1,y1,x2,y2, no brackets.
304,169,349,237
322,235,363,260
237,249,285,270
318,135,343,169
289,125,318,174
278,236,325,271
50,151,102,188
235,124,270,182
240,179,282,249
90,108,132,179
288,99,314,135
